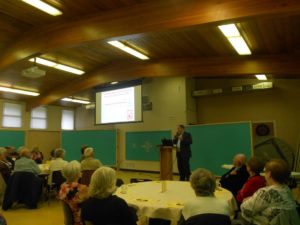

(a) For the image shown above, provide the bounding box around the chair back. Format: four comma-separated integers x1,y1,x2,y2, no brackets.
61,201,74,225
184,213,231,225
116,178,124,187
81,170,95,186
52,170,65,190
130,178,152,183
2,172,43,210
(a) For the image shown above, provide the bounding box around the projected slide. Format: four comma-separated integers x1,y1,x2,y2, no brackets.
101,87,135,123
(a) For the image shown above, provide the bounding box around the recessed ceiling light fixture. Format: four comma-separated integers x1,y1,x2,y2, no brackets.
255,74,267,80
29,57,84,75
218,24,251,55
0,86,39,96
62,98,90,104
21,0,62,16
107,41,149,60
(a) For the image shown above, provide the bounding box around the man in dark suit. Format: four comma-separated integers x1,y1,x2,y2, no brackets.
220,154,249,196
173,125,192,181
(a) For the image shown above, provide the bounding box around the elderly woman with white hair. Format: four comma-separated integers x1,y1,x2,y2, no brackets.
181,168,230,225
81,167,137,225
59,161,88,225
80,147,102,171
220,153,249,196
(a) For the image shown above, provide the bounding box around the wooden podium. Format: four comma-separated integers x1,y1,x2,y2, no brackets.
160,146,174,180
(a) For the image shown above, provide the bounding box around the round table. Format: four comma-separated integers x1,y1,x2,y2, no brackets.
115,181,237,223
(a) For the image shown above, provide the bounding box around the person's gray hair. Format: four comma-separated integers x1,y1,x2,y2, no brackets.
190,168,216,196
89,167,116,199
54,148,65,158
84,147,94,158
17,146,26,153
0,147,7,156
234,154,247,166
62,161,81,182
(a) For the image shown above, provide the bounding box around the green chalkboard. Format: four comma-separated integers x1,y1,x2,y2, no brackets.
0,130,25,149
62,130,116,165
126,130,172,161
186,122,252,176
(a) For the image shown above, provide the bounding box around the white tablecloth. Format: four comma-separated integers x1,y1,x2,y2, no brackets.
116,181,237,222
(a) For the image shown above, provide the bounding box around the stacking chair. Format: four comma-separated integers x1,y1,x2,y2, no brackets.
80,170,95,186
130,178,152,183
116,178,124,187
61,201,74,225
2,172,43,210
182,213,231,225
46,170,65,202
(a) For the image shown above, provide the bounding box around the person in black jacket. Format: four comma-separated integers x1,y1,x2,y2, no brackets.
81,167,137,225
220,154,249,196
173,125,193,181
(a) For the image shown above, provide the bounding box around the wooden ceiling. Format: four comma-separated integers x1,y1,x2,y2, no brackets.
0,0,300,109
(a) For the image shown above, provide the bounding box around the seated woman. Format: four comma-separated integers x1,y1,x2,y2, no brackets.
236,157,265,204
81,167,137,225
48,148,68,184
181,168,230,224
241,159,300,225
220,154,249,196
80,148,102,171
59,161,88,225
31,147,44,164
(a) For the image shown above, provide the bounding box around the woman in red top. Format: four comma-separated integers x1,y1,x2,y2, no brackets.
236,157,266,204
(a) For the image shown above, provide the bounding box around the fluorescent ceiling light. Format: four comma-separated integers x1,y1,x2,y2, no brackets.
29,57,84,75
218,24,251,55
0,86,39,96
228,37,252,55
62,98,90,104
22,0,62,16
218,24,240,37
31,57,57,67
255,74,267,80
108,41,149,60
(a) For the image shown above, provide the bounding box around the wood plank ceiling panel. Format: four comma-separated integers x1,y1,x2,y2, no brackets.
240,15,300,55
125,26,237,59
0,1,58,26
1,1,300,106
59,0,149,13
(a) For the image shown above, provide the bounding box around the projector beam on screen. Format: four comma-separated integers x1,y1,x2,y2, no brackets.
95,84,142,124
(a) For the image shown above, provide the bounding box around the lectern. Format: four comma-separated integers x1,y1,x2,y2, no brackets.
160,146,174,180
